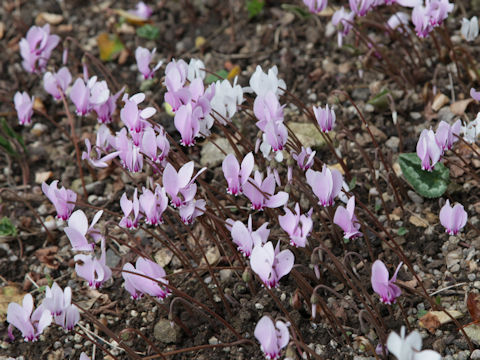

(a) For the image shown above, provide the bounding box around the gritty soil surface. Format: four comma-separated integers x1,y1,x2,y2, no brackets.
1,0,480,359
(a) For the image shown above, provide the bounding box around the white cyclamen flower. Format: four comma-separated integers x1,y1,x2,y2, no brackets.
387,326,440,360
461,16,479,42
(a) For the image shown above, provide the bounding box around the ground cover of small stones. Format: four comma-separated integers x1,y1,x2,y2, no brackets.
1,0,480,359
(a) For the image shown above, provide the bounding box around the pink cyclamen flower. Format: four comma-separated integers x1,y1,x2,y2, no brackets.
141,126,170,164
43,67,72,100
174,102,202,146
332,7,355,46
19,24,60,73
387,326,441,360
222,152,254,195
254,316,290,360
228,215,270,257
122,257,170,300
129,1,153,19
7,294,52,342
80,353,91,360
243,171,289,211
371,260,402,305
439,199,467,235
471,87,480,101
135,47,163,79
349,0,376,16
333,196,362,240
74,240,111,289
291,146,315,171
82,137,119,168
253,92,284,131
250,241,294,289
179,198,206,224
416,128,442,171
313,104,336,133
305,164,343,207
14,91,34,126
426,0,453,27
279,203,313,248
42,283,79,330
94,86,125,124
435,120,461,151
412,4,434,38
69,78,90,116
119,189,140,229
42,180,77,220
64,209,103,251
139,185,168,225
163,161,206,207
303,0,327,13
164,59,190,112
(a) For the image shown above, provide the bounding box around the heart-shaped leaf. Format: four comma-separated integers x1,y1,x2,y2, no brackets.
398,153,449,198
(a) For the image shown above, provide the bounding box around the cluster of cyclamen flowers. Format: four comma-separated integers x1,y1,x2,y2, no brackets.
303,0,454,45
7,283,79,342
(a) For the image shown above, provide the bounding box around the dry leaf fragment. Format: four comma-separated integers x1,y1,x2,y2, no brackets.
0,285,26,321
419,310,463,333
35,246,59,269
431,93,449,112
97,33,125,62
112,9,151,25
467,292,480,322
409,214,428,228
36,12,64,26
450,99,473,116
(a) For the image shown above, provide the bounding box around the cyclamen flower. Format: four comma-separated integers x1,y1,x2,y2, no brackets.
461,115,480,144
387,326,441,360
303,0,327,13
174,102,201,146
43,67,72,100
249,65,286,97
64,210,103,251
426,0,453,27
141,126,170,164
207,77,243,124
7,294,52,342
332,7,355,46
113,128,143,172
82,137,120,168
122,257,170,300
187,58,206,82
74,240,111,289
42,283,79,330
120,189,141,229
416,128,442,171
254,316,290,360
243,171,289,210
223,152,254,195
139,185,168,225
80,353,91,360
435,120,461,151
163,161,206,207
179,198,206,224
471,88,480,102
164,59,190,112
42,180,77,220
250,241,294,289
313,104,336,133
412,5,434,38
135,47,163,79
291,146,315,171
129,1,152,19
387,12,410,33
279,203,313,248
14,91,34,126
333,196,362,240
19,24,60,73
228,215,270,257
94,86,125,124
254,92,284,130
349,0,376,16
306,164,343,207
461,17,479,42
371,260,402,304
70,76,110,116
439,200,467,235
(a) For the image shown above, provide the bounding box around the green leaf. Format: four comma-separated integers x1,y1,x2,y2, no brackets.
435,295,442,306
398,153,449,198
0,217,17,236
1,118,25,151
136,24,160,40
205,69,229,85
0,135,15,156
281,4,311,19
417,309,428,318
367,89,389,111
397,227,407,236
348,176,356,190
246,0,265,19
